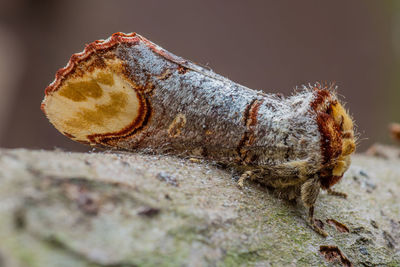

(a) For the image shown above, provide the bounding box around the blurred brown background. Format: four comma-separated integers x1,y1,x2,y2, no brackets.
0,0,399,152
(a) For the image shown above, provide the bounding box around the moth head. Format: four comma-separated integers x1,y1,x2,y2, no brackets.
311,86,356,189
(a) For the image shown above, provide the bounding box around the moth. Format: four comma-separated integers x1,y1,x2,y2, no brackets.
42,32,356,237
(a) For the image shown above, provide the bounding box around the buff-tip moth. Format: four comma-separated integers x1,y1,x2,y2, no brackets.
41,32,356,237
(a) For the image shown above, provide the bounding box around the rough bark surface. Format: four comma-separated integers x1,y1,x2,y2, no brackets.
0,147,399,266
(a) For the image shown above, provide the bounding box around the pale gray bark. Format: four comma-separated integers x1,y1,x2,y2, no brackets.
0,147,399,266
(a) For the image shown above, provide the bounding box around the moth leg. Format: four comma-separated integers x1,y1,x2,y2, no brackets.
237,170,254,188
308,206,328,237
327,188,347,198
301,177,328,237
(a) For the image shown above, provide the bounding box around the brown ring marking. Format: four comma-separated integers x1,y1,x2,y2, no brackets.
80,57,157,147
63,132,75,139
310,89,345,189
247,99,263,128
316,112,342,164
237,99,264,163
93,96,153,148
310,89,331,112
87,91,148,144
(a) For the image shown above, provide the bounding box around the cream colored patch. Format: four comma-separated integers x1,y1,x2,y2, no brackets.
43,59,141,144
332,157,351,177
168,113,186,138
330,101,356,177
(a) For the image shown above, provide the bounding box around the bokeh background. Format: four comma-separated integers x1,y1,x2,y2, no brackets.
0,0,399,152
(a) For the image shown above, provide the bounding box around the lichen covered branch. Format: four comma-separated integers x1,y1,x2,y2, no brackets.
0,148,399,266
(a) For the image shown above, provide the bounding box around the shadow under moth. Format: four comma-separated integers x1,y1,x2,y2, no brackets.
41,32,356,237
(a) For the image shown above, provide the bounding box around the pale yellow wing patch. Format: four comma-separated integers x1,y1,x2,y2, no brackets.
329,101,356,177
43,59,141,144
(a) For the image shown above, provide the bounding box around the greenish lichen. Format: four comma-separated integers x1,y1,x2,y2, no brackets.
0,148,399,266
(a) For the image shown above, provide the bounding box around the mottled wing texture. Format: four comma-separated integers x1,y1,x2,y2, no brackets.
42,33,355,189
42,33,264,160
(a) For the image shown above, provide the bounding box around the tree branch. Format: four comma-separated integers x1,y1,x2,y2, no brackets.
0,148,399,266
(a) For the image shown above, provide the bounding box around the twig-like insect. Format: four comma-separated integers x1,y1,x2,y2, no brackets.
41,32,356,237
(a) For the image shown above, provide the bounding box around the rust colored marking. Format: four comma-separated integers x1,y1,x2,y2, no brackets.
88,92,149,145
320,175,343,189
137,35,187,65
63,132,75,139
85,56,107,73
43,32,140,98
144,81,155,93
247,99,263,127
311,89,345,189
95,96,152,147
237,99,263,162
326,219,350,233
316,112,342,164
319,245,353,267
178,66,188,74
310,89,331,111
241,99,256,127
